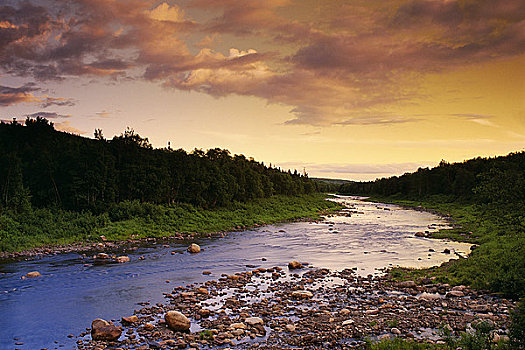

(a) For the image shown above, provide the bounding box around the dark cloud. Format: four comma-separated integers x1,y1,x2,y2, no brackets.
25,111,71,119
0,83,75,107
0,83,39,106
1,0,524,126
40,97,76,108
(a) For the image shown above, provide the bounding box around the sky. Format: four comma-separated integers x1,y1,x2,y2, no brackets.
0,0,524,180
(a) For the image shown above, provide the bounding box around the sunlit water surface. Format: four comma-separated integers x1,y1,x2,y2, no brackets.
0,196,472,349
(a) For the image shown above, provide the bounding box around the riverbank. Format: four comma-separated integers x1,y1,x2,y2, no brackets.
363,195,525,300
0,193,342,260
76,263,517,350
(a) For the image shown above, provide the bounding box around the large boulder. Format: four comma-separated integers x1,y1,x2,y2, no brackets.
187,243,201,254
164,311,191,331
91,318,122,341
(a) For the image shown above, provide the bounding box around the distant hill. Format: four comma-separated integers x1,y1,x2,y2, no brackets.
312,177,353,185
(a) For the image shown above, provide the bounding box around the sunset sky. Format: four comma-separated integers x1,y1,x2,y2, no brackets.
1,0,524,180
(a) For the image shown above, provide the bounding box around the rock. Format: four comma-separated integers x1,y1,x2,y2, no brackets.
230,322,247,329
202,271,212,275
391,328,402,335
415,232,426,237
232,329,244,336
395,280,416,288
285,324,296,332
187,243,201,254
443,248,451,254
196,287,208,295
144,323,155,331
100,235,107,241
198,309,211,317
288,261,303,270
342,319,354,326
121,315,138,324
94,253,111,264
291,290,313,299
446,290,465,298
91,318,122,341
339,308,351,316
146,339,162,348
417,292,441,301
116,256,130,263
164,311,191,331
22,271,41,279
245,317,264,326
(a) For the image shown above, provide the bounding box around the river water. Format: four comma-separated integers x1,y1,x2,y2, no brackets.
0,196,472,349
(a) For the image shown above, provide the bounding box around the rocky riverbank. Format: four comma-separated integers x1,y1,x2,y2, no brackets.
0,217,331,263
75,263,515,350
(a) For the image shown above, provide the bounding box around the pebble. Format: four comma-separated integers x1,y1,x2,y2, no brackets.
75,263,515,350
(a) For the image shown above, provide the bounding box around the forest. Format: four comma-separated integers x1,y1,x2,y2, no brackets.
338,152,525,202
0,117,328,213
339,151,525,300
0,117,341,252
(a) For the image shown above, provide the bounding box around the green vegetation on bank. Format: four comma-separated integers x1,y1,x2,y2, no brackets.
0,193,341,253
366,307,525,349
339,151,525,300
368,195,525,300
0,117,340,252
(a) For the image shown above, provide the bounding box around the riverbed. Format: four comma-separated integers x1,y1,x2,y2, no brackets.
0,196,472,349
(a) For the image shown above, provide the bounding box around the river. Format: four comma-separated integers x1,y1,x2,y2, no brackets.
0,196,472,349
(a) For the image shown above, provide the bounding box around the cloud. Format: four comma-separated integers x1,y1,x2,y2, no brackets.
147,2,185,23
335,115,421,126
0,83,75,107
96,111,111,118
0,83,39,106
450,113,497,127
54,120,85,134
1,0,524,126
40,96,76,108
25,111,71,119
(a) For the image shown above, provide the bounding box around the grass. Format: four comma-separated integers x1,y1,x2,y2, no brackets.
366,195,525,300
0,193,342,253
365,338,444,350
365,317,519,350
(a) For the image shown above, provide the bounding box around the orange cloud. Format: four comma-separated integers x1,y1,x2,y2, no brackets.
1,0,524,125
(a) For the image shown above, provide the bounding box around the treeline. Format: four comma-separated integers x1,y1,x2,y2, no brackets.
0,117,328,213
339,152,525,203
339,151,525,300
